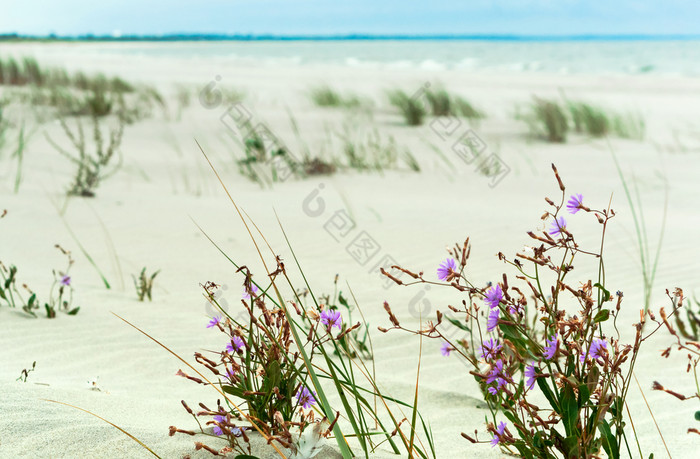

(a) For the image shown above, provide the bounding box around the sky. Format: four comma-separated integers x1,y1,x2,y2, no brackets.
1,1,699,37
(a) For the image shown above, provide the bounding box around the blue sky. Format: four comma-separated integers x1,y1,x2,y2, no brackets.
1,1,698,36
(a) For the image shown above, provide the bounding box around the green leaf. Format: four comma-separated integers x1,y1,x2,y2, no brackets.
593,283,611,302
578,383,591,409
512,440,535,459
67,307,80,315
0,285,6,300
537,378,560,413
593,309,610,323
695,410,700,421
234,455,261,459
222,384,246,398
560,386,579,437
445,316,470,332
599,420,619,459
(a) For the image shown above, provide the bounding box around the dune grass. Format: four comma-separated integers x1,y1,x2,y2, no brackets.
569,101,610,137
523,97,569,142
309,86,367,110
521,96,646,143
388,86,484,126
425,86,485,120
388,89,426,126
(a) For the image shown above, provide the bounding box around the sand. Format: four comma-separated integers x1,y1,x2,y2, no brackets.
1,42,700,458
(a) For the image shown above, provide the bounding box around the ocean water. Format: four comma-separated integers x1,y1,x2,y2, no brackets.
4,39,700,76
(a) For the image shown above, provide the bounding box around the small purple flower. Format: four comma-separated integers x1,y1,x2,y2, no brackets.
437,258,457,281
226,336,245,353
508,303,522,315
486,360,506,386
548,216,567,236
488,377,507,395
60,275,71,287
580,338,607,363
487,307,500,332
543,334,558,360
525,364,536,390
320,308,342,331
225,367,236,380
242,284,260,300
296,386,316,409
479,338,502,361
490,421,507,447
484,284,503,309
566,193,584,214
207,316,222,329
213,415,226,436
440,341,452,357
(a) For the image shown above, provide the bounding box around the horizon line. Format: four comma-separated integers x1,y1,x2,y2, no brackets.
2,32,700,42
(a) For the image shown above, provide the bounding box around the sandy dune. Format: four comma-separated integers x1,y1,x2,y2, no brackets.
1,42,700,458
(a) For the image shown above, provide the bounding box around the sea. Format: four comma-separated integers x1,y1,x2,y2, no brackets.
2,38,700,77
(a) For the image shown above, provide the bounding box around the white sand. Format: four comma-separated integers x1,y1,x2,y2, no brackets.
1,42,700,458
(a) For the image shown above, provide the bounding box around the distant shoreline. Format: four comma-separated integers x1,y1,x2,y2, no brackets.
2,33,700,43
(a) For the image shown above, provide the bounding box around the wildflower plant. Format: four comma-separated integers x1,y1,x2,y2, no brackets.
381,164,653,458
0,211,79,318
652,288,700,435
159,148,436,458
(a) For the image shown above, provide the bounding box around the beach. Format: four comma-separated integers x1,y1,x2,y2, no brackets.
1,40,700,458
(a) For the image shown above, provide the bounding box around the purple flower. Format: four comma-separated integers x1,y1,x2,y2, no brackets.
525,364,536,390
508,303,522,315
437,258,457,281
60,275,71,287
440,341,452,357
242,284,260,300
486,360,508,391
484,284,503,309
543,334,558,360
548,216,567,236
207,316,222,329
320,309,342,331
213,415,226,436
296,386,316,409
225,367,236,380
580,338,607,363
226,336,245,353
488,377,507,395
438,258,457,281
479,338,502,361
487,308,500,332
490,421,507,447
567,193,584,214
